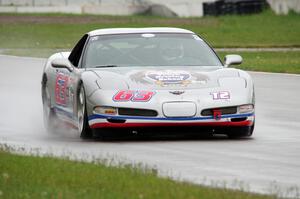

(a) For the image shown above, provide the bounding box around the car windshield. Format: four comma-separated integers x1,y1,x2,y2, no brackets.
83,33,222,68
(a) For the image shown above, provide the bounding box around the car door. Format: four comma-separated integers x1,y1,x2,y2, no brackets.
67,34,89,119
52,34,89,122
53,62,74,121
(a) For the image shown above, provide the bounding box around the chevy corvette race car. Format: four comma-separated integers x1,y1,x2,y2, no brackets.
42,27,255,139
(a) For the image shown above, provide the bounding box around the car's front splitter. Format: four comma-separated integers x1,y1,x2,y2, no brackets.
88,113,254,129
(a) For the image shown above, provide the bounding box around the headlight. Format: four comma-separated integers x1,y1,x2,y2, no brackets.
238,104,254,113
93,106,117,115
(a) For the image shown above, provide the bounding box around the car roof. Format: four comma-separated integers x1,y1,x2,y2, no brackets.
88,27,194,36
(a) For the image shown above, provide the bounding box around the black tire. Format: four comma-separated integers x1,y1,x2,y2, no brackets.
77,84,93,139
227,123,255,139
42,85,57,133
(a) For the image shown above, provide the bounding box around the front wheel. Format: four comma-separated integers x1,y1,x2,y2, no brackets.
77,84,92,139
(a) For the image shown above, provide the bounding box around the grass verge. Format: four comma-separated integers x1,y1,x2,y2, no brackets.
0,150,274,199
0,11,299,74
217,51,300,74
2,48,299,74
0,10,299,49
0,48,64,58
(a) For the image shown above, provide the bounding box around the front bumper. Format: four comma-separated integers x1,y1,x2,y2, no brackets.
88,112,254,129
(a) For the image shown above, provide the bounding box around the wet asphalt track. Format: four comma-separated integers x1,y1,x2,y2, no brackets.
0,55,300,197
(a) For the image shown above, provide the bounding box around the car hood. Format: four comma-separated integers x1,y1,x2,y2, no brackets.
91,66,242,90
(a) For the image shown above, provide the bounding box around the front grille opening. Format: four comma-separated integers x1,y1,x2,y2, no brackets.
118,108,158,117
231,117,247,122
201,106,237,116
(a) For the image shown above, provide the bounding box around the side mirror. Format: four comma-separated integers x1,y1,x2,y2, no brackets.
51,58,73,72
224,54,242,67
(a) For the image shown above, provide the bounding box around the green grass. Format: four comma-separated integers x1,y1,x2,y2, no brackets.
0,11,299,74
0,48,63,58
0,10,299,49
0,150,274,199
2,49,299,74
217,51,300,74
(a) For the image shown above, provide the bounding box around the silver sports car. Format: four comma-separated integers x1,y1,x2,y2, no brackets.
42,27,255,139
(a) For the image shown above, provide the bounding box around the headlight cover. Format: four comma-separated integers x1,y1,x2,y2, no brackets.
93,106,117,115
238,104,254,113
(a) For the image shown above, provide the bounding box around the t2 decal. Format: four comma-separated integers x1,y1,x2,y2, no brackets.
210,91,230,100
113,90,155,102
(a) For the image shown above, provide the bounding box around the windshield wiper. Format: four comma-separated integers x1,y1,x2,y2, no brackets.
94,65,119,68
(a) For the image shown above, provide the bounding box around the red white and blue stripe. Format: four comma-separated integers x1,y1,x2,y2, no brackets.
88,113,254,128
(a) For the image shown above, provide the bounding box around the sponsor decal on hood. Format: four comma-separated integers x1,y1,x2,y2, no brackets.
130,70,208,87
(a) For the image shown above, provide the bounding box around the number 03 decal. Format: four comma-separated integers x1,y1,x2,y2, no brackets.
113,90,155,102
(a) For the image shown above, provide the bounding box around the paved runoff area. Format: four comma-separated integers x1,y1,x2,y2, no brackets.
0,55,300,198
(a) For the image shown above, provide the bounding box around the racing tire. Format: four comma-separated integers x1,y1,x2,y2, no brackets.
227,123,255,139
77,84,93,139
42,85,57,133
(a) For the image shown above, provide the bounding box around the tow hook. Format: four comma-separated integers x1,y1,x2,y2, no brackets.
213,109,222,120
